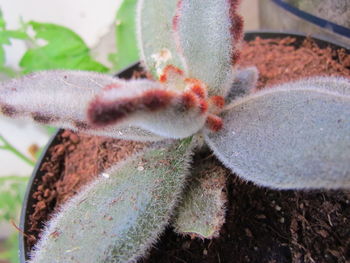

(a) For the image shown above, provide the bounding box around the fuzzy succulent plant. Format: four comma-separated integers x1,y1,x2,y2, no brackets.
1,0,350,262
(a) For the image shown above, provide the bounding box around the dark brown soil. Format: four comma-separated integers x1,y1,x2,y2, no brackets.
26,37,350,263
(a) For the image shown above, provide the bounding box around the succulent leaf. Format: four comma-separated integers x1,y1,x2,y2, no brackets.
173,158,228,239
205,77,350,189
0,70,109,124
0,70,165,141
274,76,350,96
137,0,243,96
0,70,208,140
136,0,186,78
29,139,194,263
177,0,243,96
225,66,258,103
87,76,208,139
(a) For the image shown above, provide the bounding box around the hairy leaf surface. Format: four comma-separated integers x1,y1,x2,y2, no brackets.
173,159,227,239
177,0,243,96
30,139,194,263
205,77,350,189
0,70,164,141
0,70,208,139
226,67,258,103
136,0,185,77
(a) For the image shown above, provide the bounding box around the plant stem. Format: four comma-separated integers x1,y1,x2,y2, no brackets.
0,135,36,166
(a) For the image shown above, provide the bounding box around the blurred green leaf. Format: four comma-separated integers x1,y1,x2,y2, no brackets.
20,22,109,73
0,175,28,221
0,9,27,76
0,233,20,263
0,176,27,262
109,0,139,70
0,135,35,166
44,126,57,135
0,10,5,30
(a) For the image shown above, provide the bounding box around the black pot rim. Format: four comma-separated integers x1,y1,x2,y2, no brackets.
245,29,349,50
19,30,350,263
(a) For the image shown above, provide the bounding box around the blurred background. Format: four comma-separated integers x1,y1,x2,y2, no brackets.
0,0,349,262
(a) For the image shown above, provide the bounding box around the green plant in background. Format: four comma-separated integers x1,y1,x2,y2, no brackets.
0,234,20,263
0,133,34,263
0,10,28,78
20,22,109,74
0,135,35,166
0,0,349,262
0,0,139,78
109,0,139,71
0,9,111,77
0,176,28,263
0,176,28,222
0,134,34,263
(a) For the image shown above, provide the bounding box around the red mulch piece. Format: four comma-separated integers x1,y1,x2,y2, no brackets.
239,37,350,89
